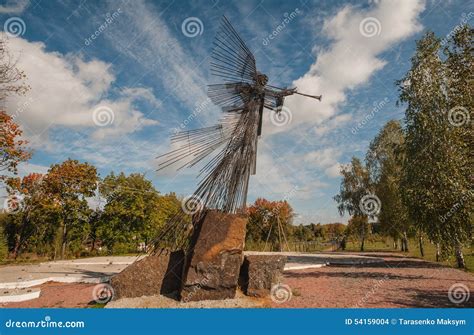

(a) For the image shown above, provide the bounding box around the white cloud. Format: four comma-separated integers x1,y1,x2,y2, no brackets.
2,34,160,147
313,113,352,137
265,0,425,136
325,163,342,178
257,0,425,195
0,0,29,14
249,143,330,202
102,0,217,123
304,148,341,169
251,150,297,197
302,147,343,179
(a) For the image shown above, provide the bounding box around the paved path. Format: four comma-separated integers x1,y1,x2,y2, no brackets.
272,253,474,308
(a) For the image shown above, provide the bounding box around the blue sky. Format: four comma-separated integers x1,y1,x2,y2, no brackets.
0,0,472,224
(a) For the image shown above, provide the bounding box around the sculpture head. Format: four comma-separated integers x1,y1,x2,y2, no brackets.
255,72,268,86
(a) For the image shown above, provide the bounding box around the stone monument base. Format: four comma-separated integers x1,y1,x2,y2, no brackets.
239,254,287,297
111,250,184,300
180,210,248,302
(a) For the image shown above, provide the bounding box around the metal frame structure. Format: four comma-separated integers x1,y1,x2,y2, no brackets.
157,16,321,213
153,16,321,251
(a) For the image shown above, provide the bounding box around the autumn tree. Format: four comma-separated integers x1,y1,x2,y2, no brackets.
42,159,98,259
397,27,472,267
0,112,31,182
0,38,29,101
246,198,294,251
0,38,30,182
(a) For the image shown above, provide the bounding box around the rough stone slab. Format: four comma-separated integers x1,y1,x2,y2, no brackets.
111,250,184,300
239,255,286,297
181,210,247,302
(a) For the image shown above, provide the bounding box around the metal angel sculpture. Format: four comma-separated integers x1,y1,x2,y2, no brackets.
154,17,321,250
157,16,321,213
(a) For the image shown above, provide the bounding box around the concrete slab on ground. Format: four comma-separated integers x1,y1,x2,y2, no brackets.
0,287,41,303
244,251,385,266
0,256,145,289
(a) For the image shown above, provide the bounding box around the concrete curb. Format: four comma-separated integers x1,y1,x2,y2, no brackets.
0,288,41,303
284,263,326,271
0,276,110,289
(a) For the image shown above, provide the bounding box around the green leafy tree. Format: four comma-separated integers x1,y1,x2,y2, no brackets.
292,224,315,242
43,159,98,259
3,173,56,258
98,173,177,253
334,157,372,251
346,215,370,250
0,221,8,261
397,27,472,267
322,223,346,240
366,120,412,251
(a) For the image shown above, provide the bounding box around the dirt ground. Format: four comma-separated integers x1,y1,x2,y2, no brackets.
1,282,97,308
2,253,472,308
273,253,474,308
